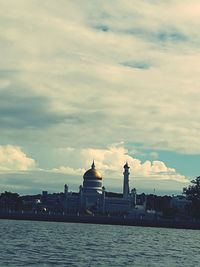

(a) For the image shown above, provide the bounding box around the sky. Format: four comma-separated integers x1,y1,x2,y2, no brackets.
0,0,200,196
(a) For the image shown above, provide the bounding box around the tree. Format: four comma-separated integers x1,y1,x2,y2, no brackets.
183,176,200,218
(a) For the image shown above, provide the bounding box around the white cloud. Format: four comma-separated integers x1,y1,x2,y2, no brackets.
52,144,189,183
50,166,85,176
0,145,36,172
0,144,188,194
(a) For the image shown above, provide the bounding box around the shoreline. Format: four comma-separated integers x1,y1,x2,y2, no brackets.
0,212,200,230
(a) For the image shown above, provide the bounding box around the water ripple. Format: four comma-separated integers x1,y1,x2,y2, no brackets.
0,220,200,266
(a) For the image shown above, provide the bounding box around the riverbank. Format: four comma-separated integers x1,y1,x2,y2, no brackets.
0,211,200,230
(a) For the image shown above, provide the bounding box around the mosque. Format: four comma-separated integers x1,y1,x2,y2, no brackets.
63,161,137,215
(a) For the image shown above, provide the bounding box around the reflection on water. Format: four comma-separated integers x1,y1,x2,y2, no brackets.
0,219,200,266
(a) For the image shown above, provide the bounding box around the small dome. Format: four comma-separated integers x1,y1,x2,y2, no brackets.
83,161,102,180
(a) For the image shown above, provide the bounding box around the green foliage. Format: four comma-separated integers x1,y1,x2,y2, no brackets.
183,176,200,218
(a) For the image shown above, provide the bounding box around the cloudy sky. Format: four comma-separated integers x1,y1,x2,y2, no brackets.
0,0,200,195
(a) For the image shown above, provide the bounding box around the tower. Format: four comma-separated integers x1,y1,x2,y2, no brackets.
123,162,130,198
64,184,68,196
64,184,68,212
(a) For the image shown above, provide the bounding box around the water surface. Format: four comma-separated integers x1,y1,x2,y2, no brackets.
0,219,199,266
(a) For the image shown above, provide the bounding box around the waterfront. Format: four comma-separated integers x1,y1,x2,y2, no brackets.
0,220,200,266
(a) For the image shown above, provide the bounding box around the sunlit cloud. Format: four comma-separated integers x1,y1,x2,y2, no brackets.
0,145,35,172
49,145,189,184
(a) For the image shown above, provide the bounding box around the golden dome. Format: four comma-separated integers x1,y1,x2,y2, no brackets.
83,161,102,180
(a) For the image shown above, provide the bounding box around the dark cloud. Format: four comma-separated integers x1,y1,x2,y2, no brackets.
156,31,188,42
0,88,66,129
94,25,109,32
121,61,151,70
123,28,189,44
92,22,189,44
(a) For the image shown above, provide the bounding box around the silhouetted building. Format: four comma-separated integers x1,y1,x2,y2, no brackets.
63,161,137,215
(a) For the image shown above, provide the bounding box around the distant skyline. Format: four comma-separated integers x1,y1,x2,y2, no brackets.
0,0,200,195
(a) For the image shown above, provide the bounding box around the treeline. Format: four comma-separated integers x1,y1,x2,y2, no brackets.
183,176,200,218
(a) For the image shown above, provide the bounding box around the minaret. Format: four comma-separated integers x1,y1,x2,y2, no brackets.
102,186,105,214
64,184,68,196
123,162,130,198
64,184,68,212
91,160,95,169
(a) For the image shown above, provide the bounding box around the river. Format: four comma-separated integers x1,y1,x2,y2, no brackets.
0,219,199,266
